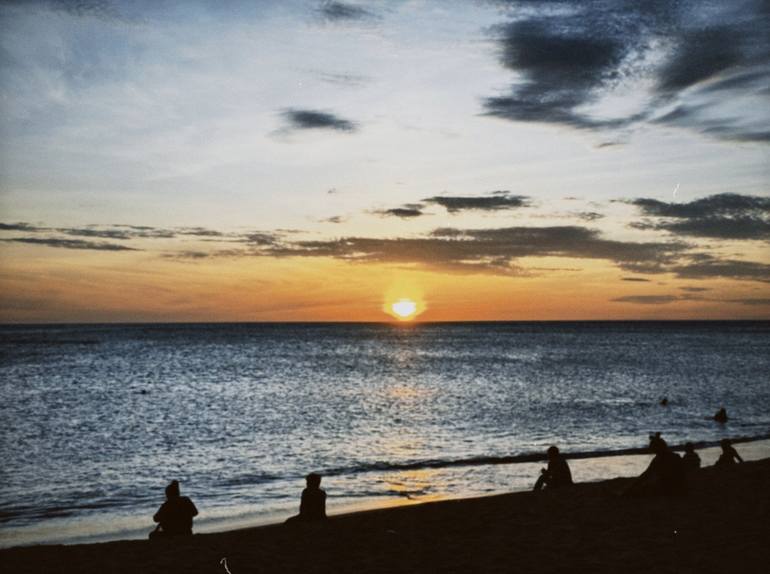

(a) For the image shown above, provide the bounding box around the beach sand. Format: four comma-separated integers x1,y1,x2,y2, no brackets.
2,459,768,574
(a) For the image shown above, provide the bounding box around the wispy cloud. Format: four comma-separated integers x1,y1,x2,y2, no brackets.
484,0,770,143
1,237,139,251
317,1,374,23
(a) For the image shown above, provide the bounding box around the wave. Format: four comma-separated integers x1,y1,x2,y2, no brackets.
321,432,770,477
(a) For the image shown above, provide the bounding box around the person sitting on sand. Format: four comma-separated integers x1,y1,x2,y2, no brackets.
682,442,700,472
286,473,327,523
714,439,743,467
648,432,665,450
713,407,728,423
625,434,685,497
151,480,198,538
533,446,573,491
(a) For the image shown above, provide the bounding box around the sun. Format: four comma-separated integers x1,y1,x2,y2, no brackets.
391,298,417,320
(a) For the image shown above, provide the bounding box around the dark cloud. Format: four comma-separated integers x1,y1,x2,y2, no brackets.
0,222,45,232
239,232,282,246
1,237,139,251
374,204,426,218
422,192,529,213
282,109,357,132
260,225,687,276
725,298,770,306
622,277,652,282
629,193,770,240
680,286,710,292
317,1,373,22
177,227,225,238
483,1,770,143
672,257,770,283
576,211,604,221
611,295,680,305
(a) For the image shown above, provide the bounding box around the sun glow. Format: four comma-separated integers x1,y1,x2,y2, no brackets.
391,298,417,320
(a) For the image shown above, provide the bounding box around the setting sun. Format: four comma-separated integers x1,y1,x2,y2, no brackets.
391,299,417,320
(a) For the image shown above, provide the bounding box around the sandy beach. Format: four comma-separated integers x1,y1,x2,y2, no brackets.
2,458,768,574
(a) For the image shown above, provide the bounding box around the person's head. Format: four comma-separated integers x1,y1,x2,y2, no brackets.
720,438,731,450
684,442,695,453
165,480,180,499
546,446,560,460
306,473,322,489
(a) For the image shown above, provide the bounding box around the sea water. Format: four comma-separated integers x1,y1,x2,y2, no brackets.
1,322,769,547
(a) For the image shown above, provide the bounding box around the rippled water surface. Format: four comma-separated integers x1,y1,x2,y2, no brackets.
1,322,769,546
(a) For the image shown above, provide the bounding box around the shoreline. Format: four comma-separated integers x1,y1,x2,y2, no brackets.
2,435,769,550
2,458,768,573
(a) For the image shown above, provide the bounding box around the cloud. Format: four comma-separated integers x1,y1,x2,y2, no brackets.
0,222,45,232
317,1,374,23
629,193,770,240
622,277,652,282
315,71,369,87
575,211,604,221
611,295,681,305
260,224,688,276
725,298,770,306
422,192,529,213
680,286,710,292
483,1,770,143
374,204,426,218
281,109,357,132
671,257,770,283
1,237,139,251
320,215,347,224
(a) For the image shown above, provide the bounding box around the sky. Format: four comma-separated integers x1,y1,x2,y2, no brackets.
0,0,768,322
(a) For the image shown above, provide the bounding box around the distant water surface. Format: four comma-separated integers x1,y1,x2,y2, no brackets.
1,322,769,547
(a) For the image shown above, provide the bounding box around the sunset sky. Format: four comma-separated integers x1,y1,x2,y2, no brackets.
1,0,768,322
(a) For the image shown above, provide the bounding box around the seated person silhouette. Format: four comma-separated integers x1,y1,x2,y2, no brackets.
286,473,327,523
714,439,743,467
625,434,685,497
151,480,198,538
682,442,701,472
533,446,573,491
713,407,728,423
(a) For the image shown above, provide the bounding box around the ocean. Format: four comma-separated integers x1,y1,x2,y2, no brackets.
1,321,769,548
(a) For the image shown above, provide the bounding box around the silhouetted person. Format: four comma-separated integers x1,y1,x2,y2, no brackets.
714,407,728,423
625,434,685,497
648,432,665,451
660,397,668,406
682,442,700,472
714,439,743,467
151,480,198,538
286,473,327,523
533,446,573,491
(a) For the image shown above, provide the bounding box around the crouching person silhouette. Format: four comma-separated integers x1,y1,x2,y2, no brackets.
150,480,198,539
624,435,685,497
533,446,573,491
286,473,327,524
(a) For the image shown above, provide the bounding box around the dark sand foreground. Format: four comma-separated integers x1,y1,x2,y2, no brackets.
3,459,769,574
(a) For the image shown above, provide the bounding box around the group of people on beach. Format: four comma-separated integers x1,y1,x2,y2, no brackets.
149,436,744,538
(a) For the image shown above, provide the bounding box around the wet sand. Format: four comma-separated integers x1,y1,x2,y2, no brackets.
2,458,769,574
